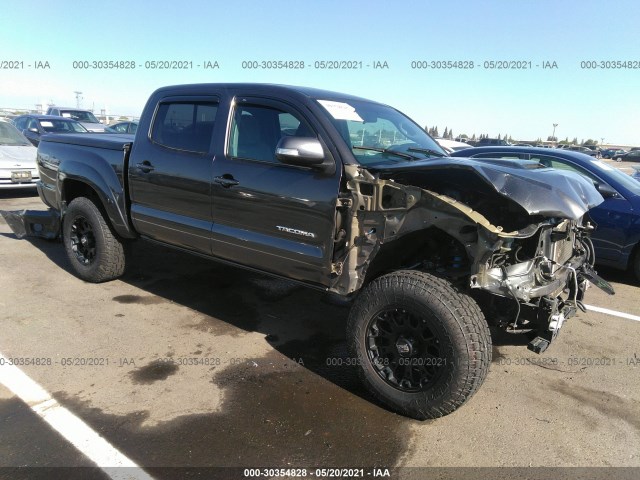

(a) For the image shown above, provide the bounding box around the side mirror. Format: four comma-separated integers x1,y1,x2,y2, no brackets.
275,136,325,167
596,182,618,199
28,128,39,134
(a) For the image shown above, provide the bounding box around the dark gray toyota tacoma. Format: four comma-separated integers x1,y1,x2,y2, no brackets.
11,83,614,419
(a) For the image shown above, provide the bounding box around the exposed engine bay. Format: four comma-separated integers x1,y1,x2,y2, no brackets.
330,161,614,353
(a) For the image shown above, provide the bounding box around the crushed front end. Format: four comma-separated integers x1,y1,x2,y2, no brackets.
470,216,613,353
331,159,614,354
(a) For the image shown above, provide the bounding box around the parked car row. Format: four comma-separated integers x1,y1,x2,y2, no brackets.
12,115,88,146
450,139,638,158
601,148,626,159
613,150,640,162
8,107,138,143
564,145,600,158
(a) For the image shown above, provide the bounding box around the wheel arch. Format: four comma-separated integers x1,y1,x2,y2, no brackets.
362,227,471,286
58,161,136,240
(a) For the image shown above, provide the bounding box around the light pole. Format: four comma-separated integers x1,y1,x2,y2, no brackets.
552,123,558,143
74,91,83,109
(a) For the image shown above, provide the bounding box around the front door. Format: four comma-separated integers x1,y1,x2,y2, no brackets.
210,96,342,286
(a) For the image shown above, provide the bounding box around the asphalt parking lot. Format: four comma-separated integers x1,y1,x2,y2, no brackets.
0,161,639,479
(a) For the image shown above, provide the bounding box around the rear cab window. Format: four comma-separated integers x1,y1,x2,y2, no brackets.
150,101,218,153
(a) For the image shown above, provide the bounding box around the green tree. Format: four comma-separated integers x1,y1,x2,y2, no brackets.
443,127,448,139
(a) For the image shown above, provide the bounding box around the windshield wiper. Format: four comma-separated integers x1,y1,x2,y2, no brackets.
353,146,416,160
407,147,447,158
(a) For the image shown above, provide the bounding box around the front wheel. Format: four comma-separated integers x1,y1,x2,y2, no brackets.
347,270,491,419
62,197,126,283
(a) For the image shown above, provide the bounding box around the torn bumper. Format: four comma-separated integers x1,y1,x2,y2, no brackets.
0,209,61,240
470,254,587,303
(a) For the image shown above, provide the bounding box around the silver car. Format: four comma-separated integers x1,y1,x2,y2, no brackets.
0,120,39,189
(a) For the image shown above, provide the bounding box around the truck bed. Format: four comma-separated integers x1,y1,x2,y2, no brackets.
41,133,134,150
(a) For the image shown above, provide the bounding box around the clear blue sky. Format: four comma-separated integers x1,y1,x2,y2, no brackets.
1,0,639,144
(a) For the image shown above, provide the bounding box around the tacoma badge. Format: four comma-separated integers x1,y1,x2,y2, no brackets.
276,226,316,238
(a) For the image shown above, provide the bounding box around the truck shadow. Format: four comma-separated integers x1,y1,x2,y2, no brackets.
0,189,39,200
17,236,381,405
4,235,415,469
123,240,375,401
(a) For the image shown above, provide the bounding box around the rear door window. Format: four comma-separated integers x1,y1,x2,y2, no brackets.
151,101,218,153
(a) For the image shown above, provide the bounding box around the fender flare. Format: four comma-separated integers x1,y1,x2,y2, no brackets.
58,156,136,239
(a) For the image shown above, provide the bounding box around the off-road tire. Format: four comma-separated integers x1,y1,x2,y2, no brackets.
63,197,126,283
347,270,491,419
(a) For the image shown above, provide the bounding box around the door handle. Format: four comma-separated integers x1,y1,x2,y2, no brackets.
214,175,239,188
135,161,155,173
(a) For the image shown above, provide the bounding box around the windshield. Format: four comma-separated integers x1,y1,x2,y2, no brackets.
315,98,446,166
0,121,31,146
40,119,88,133
60,110,100,123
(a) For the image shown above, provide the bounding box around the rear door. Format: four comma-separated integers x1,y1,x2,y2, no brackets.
210,95,342,286
128,96,220,254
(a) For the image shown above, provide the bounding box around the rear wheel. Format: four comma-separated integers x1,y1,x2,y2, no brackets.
347,270,491,419
63,197,126,282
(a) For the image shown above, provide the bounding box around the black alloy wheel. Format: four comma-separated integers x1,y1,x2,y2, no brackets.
69,216,97,265
366,307,444,392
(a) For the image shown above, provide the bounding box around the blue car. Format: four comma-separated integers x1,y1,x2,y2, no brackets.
451,146,640,280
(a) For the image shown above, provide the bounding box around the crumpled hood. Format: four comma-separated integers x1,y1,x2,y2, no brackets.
371,156,604,220
0,145,37,168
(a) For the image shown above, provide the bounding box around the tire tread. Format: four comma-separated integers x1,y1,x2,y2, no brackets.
63,197,126,283
348,270,491,419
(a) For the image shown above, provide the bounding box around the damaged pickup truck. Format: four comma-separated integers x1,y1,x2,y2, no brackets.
7,83,614,419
